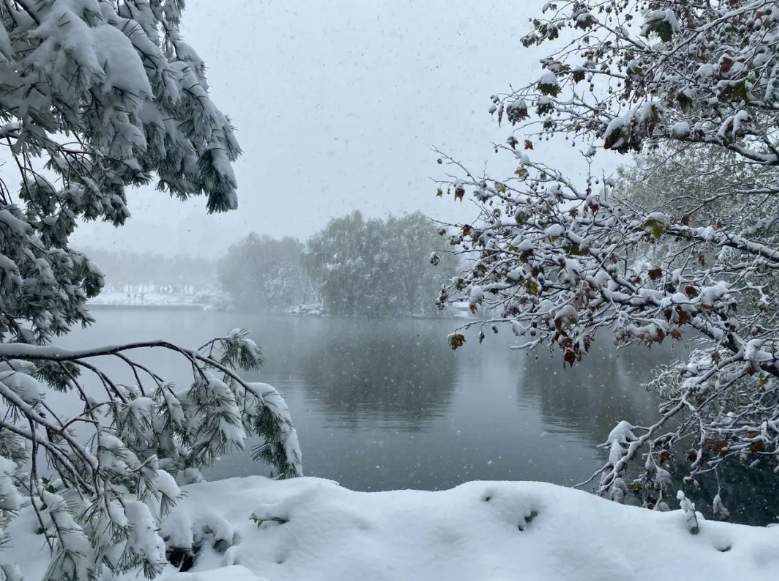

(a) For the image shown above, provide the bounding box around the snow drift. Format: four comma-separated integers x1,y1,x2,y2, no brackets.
11,476,778,581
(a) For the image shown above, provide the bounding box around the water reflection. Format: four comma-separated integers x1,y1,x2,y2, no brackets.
518,341,681,442
62,311,778,524
294,319,456,429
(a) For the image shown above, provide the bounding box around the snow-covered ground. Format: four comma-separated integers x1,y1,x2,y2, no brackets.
283,303,326,316
88,292,209,308
11,477,779,581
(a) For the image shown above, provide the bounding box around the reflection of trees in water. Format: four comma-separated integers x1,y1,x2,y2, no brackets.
518,340,679,442
518,339,779,525
296,319,457,429
667,460,779,526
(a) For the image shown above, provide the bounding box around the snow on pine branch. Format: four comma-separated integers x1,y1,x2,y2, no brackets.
0,0,241,345
0,3,297,580
0,331,302,579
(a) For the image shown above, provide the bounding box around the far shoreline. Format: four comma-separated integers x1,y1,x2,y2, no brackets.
87,303,209,312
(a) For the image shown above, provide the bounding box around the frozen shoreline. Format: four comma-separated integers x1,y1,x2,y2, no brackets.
88,302,209,311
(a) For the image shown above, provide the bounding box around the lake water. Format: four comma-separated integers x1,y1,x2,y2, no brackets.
62,309,778,524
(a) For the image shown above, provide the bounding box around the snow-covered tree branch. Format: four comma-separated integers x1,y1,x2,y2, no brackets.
436,0,779,508
0,0,240,345
0,330,302,579
0,2,301,579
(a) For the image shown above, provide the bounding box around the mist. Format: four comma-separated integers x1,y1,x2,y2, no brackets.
71,0,600,258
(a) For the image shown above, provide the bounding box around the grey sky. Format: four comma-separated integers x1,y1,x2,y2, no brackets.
73,0,596,258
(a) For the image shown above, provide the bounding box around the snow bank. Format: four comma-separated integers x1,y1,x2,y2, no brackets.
22,476,779,581
8,476,778,580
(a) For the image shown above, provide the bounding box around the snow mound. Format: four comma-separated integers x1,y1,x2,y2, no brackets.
158,477,777,581
169,566,263,581
8,476,778,580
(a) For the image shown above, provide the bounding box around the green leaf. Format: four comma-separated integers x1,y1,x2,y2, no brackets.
538,83,560,98
643,218,666,240
645,19,673,42
723,81,748,102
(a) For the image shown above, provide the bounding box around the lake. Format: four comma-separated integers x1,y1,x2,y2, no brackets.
62,309,777,524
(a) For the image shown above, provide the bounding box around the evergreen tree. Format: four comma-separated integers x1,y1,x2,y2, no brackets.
0,2,301,579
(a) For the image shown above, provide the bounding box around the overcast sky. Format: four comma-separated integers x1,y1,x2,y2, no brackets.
73,0,598,258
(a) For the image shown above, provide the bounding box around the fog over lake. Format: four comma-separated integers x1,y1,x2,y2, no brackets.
62,310,672,485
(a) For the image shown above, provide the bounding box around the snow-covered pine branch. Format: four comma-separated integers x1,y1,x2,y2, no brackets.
0,0,240,345
0,2,302,579
0,331,301,579
437,0,779,508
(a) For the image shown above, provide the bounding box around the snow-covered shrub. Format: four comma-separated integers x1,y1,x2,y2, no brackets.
0,2,301,579
436,0,779,507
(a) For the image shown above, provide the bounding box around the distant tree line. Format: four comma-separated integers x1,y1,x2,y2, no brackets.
86,212,458,315
218,235,315,311
83,249,218,292
219,211,459,316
